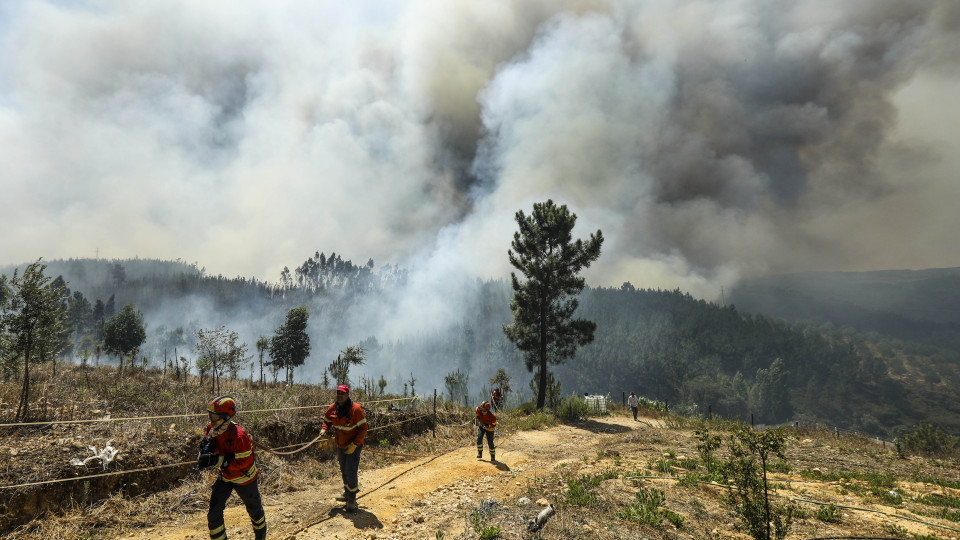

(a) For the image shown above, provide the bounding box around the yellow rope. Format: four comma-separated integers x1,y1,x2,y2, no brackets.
0,407,432,490
0,461,195,489
0,396,419,428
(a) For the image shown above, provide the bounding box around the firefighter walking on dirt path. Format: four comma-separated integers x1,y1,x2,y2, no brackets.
476,400,497,461
197,396,267,540
320,384,368,511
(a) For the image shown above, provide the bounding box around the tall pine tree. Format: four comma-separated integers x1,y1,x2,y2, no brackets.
503,200,603,409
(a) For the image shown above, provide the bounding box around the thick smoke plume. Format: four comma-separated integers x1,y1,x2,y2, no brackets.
2,0,960,369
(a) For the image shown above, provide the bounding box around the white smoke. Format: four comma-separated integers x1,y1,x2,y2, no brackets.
1,0,959,306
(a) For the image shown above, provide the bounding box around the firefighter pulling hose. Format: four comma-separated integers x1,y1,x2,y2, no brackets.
475,400,497,462
196,396,267,540
318,384,368,511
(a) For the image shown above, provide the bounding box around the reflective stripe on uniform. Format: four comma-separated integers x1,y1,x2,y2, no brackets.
252,515,266,529
234,449,252,459
332,417,367,430
224,462,258,484
209,524,226,540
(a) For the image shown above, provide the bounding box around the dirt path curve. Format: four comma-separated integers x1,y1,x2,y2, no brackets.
125,415,659,540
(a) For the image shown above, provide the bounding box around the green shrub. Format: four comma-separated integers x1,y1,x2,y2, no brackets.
677,472,702,488
637,397,668,413
695,428,722,474
722,427,795,540
561,469,619,507
898,423,959,458
555,395,590,421
617,486,666,526
663,509,685,528
469,511,500,539
617,485,685,529
563,477,598,507
647,457,674,475
815,504,842,523
514,411,559,431
517,401,538,415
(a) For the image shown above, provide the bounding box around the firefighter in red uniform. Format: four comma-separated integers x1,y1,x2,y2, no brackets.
491,388,503,411
197,396,266,540
476,400,497,461
320,384,367,511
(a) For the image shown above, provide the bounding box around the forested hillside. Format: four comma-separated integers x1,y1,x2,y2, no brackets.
730,268,960,353
3,257,960,439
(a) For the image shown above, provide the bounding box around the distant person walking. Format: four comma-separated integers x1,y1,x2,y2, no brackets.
627,392,639,421
476,400,497,461
320,385,368,511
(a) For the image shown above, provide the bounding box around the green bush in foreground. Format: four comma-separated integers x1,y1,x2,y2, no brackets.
617,485,684,529
722,427,795,540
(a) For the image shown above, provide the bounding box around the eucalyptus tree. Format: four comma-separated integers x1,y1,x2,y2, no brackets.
0,260,68,422
256,336,269,387
195,326,249,393
502,200,603,409
269,306,311,385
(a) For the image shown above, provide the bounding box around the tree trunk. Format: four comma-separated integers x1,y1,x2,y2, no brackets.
15,342,32,423
537,302,548,409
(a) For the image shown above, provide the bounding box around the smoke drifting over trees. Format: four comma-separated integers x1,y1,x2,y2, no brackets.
1,1,959,300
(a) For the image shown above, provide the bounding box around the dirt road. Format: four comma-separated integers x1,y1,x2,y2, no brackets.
126,415,650,540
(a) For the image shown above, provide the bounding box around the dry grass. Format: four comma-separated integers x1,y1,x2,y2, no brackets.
0,363,491,539
4,365,960,539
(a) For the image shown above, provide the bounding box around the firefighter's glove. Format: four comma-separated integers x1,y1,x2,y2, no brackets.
319,429,327,439
198,436,214,454
196,451,217,470
345,443,357,455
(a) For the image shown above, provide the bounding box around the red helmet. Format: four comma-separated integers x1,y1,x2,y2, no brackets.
207,396,237,418
480,401,491,411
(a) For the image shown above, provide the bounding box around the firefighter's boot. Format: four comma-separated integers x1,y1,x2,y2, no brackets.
477,444,483,459
344,494,359,512
490,449,496,462
254,525,267,540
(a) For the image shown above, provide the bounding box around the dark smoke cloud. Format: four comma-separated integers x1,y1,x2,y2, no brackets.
1,0,959,303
